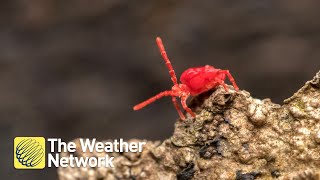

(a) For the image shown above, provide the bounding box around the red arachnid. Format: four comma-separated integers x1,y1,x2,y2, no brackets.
133,37,239,120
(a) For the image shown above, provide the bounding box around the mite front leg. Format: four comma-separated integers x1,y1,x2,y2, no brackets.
220,70,239,91
181,95,196,118
172,97,185,120
133,90,174,110
156,37,178,85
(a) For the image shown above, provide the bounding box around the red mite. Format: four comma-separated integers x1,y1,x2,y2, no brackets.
133,37,239,120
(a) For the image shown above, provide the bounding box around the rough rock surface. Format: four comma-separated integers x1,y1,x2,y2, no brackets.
58,70,320,180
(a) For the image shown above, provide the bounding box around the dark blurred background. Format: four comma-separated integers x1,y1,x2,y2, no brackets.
1,0,320,179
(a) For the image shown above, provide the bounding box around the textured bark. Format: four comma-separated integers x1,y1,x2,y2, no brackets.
58,70,320,180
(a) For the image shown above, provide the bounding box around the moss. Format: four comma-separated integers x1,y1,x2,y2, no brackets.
295,99,306,111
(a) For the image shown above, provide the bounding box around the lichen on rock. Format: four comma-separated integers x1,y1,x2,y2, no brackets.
58,70,320,180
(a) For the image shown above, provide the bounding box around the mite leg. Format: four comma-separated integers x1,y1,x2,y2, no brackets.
156,37,178,85
133,90,174,110
216,79,229,92
172,97,185,120
181,95,196,118
220,70,239,91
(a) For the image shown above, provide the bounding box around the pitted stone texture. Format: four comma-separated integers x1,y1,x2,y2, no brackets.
58,71,320,180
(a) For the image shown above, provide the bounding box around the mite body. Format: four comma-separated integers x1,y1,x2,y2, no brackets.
180,65,237,95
